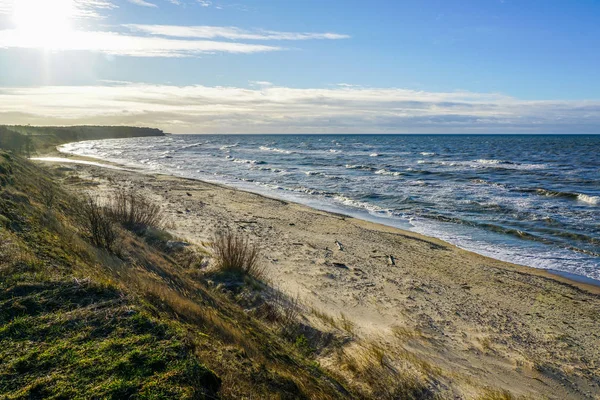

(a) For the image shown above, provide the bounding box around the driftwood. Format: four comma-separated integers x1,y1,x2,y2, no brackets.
371,254,397,266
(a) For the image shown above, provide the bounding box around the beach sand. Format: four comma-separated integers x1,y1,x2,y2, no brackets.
41,158,600,399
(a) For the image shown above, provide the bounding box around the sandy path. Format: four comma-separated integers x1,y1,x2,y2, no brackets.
48,160,600,399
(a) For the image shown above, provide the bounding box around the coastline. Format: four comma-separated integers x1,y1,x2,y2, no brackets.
36,149,600,294
32,152,600,398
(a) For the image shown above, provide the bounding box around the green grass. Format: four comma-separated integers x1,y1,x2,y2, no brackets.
0,151,358,399
0,280,219,399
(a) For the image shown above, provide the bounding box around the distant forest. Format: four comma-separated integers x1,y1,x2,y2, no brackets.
0,125,165,155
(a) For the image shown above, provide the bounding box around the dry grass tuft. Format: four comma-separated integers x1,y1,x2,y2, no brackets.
106,189,164,233
477,388,516,400
80,196,118,252
335,342,434,400
211,230,264,279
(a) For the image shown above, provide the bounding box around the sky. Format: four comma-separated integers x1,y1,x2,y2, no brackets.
0,0,599,134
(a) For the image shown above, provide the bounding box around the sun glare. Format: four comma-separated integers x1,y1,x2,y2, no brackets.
12,0,76,48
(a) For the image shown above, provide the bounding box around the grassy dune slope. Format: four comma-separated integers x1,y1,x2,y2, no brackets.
0,152,356,399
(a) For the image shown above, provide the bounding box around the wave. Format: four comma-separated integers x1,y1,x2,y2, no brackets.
259,146,294,154
345,164,376,171
375,169,403,176
470,179,507,188
220,143,239,151
370,153,380,157
231,158,266,165
328,149,341,153
420,152,436,156
180,142,203,150
475,159,508,165
253,166,286,174
518,188,599,205
304,171,325,176
577,194,599,205
333,195,393,215
418,159,546,170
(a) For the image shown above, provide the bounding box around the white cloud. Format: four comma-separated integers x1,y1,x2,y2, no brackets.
0,29,282,56
249,81,274,87
197,0,211,6
127,0,157,7
124,24,351,40
1,83,598,134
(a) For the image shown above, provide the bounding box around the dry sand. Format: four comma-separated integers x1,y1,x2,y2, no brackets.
41,158,600,399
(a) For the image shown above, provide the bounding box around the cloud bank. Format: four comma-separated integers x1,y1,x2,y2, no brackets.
124,24,351,40
0,29,281,56
1,83,598,134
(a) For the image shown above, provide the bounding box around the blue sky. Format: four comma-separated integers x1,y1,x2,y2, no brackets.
0,0,599,133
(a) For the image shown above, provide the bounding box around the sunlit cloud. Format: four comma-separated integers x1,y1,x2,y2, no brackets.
125,24,351,40
0,29,282,56
1,83,598,134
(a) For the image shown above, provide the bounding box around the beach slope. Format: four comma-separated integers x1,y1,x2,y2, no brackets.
46,158,600,399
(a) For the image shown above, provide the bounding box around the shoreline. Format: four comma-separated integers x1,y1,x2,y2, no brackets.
35,151,600,293
33,154,600,397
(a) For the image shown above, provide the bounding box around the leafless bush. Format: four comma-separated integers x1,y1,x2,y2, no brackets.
211,230,263,279
106,190,164,233
40,184,57,210
80,196,118,252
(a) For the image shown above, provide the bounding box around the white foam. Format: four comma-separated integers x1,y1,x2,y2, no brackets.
259,146,294,154
231,158,266,165
345,164,374,170
577,194,599,205
476,159,503,164
304,171,324,176
375,169,403,176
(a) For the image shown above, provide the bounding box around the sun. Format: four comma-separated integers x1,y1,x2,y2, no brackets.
12,0,76,48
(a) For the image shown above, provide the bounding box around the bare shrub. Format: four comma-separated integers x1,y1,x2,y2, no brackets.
106,190,164,233
211,230,263,279
40,184,57,211
80,196,118,252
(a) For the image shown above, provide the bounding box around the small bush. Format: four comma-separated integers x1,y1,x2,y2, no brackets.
81,196,118,252
106,190,164,233
211,230,263,279
39,184,57,211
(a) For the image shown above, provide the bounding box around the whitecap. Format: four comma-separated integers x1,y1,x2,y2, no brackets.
220,143,239,150
375,169,403,176
232,158,266,165
577,194,599,205
345,164,375,171
259,146,294,154
304,171,324,176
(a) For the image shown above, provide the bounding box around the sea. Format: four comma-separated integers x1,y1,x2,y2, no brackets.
59,134,600,281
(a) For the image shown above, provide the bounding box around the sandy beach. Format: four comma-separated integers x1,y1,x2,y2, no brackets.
38,157,600,399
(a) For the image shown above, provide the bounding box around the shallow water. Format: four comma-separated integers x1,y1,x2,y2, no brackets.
59,134,600,280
